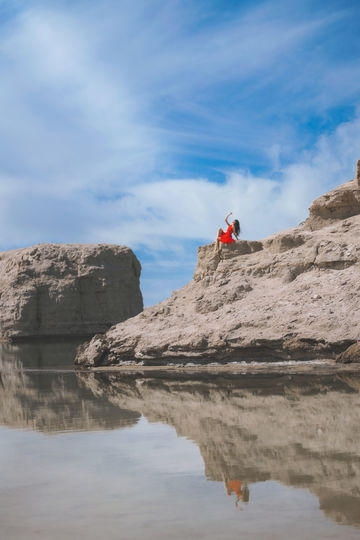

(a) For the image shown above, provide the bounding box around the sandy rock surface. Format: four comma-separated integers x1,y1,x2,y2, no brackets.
0,243,143,339
76,175,360,367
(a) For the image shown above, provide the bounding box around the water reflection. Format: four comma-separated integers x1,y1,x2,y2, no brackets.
77,370,360,528
0,347,139,432
225,480,250,508
1,342,360,530
0,339,82,370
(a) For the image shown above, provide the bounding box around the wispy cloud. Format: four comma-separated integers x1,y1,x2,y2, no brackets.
3,111,358,249
0,0,359,304
1,0,356,188
0,5,160,192
91,113,360,248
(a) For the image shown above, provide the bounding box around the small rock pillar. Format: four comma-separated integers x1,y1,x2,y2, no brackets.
356,160,360,186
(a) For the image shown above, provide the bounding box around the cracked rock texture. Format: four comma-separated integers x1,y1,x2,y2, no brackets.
76,172,360,367
0,244,143,339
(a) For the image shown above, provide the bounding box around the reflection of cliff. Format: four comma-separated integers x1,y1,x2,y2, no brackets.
0,340,81,369
0,357,139,433
78,371,360,528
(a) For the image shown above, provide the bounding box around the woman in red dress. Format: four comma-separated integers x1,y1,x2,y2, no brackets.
214,212,240,252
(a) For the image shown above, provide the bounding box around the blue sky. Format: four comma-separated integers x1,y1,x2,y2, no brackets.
0,0,360,305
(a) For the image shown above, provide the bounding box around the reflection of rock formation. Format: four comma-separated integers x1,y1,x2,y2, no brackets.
0,340,81,369
78,371,360,528
0,356,139,433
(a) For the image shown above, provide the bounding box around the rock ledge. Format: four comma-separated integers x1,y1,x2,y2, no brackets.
75,167,360,367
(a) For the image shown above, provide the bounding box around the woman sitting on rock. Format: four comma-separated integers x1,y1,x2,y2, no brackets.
214,212,240,251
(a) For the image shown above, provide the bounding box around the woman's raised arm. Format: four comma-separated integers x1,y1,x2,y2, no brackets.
225,211,232,227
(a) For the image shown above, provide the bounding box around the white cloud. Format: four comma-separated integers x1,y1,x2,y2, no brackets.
87,113,360,250
0,6,161,192
0,0,354,197
0,0,359,304
1,113,359,253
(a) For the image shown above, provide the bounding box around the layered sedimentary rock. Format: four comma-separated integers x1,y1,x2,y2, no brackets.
76,169,360,367
0,243,143,339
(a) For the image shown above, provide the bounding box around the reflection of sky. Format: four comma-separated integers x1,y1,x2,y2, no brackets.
0,418,359,540
1,1,360,304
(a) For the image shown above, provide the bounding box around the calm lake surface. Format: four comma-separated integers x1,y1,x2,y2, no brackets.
1,342,360,540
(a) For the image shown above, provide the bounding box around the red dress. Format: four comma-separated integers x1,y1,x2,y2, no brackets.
220,225,235,244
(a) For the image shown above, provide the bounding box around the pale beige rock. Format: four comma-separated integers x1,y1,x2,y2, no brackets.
305,178,360,230
0,243,143,339
337,342,360,363
76,172,360,367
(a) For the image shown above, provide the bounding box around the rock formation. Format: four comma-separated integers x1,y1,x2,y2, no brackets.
337,342,360,364
76,165,360,367
0,243,143,339
305,177,360,231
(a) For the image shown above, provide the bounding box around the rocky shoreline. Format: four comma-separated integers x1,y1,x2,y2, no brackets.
75,165,360,368
75,360,360,378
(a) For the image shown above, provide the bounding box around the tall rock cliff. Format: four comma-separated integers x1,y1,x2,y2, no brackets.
0,243,143,339
76,166,360,367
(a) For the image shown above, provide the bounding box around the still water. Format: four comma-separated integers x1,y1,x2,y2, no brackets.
1,342,360,540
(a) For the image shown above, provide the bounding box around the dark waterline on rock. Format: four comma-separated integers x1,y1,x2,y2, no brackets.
1,341,360,539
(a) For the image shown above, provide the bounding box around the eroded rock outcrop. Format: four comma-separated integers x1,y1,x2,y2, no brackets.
337,343,360,364
302,160,360,232
305,181,360,230
76,166,360,367
0,243,143,339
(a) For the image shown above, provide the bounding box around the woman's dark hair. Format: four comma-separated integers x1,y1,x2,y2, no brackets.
233,219,240,236
242,485,250,503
